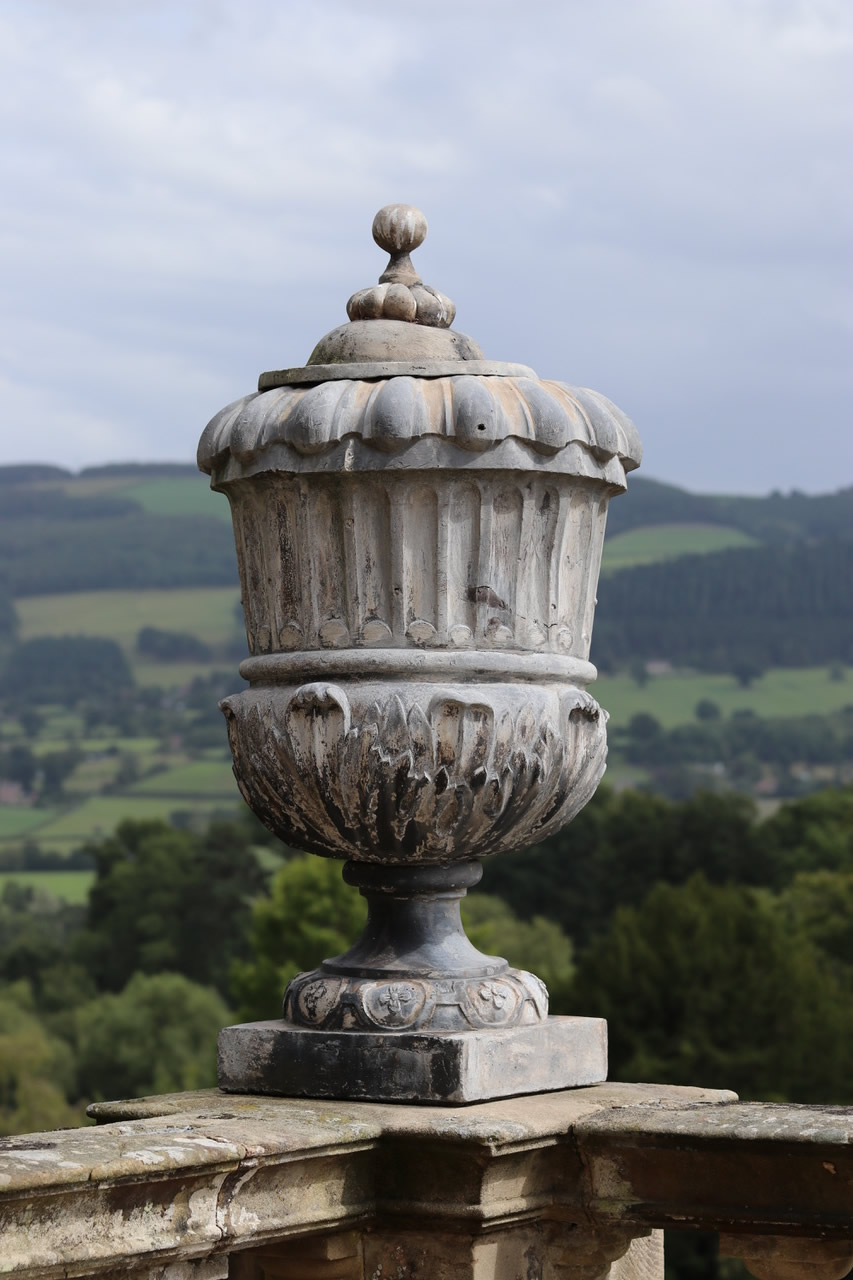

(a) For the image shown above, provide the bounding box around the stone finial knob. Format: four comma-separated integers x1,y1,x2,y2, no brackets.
347,204,456,330
372,204,427,256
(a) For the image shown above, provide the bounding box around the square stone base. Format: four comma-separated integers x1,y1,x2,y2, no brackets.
218,1015,607,1104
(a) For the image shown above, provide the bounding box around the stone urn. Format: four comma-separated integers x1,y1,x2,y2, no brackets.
198,204,641,1102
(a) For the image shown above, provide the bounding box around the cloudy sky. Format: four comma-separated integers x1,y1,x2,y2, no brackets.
1,0,850,493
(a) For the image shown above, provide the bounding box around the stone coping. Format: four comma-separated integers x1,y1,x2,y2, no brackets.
1,1083,851,1279
1,1083,728,1195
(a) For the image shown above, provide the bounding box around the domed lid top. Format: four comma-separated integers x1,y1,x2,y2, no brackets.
260,204,531,387
199,204,642,481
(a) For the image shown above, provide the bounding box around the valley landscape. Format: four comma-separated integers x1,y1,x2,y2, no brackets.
1,462,851,902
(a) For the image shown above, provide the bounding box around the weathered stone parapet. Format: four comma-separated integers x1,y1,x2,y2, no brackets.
1,1083,850,1280
574,1099,853,1239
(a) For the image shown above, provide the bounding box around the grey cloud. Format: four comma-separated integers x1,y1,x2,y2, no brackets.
0,0,850,492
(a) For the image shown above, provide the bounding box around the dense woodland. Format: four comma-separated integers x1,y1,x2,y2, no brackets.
0,512,237,595
2,787,851,1136
594,538,853,671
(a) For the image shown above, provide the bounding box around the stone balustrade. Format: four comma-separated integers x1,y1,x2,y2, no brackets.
1,1083,850,1279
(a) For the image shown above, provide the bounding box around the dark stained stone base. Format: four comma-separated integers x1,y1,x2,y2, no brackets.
218,1015,607,1104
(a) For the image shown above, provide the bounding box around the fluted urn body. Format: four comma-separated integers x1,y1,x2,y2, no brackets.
201,206,641,1097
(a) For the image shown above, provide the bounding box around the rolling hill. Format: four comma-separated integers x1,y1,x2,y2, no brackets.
0,462,851,867
0,463,851,674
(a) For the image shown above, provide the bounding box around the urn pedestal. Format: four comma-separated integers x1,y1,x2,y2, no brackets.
199,205,641,1101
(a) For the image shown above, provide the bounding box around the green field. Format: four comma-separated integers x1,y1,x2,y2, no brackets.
17,588,242,655
594,665,853,730
116,475,232,522
47,470,229,519
0,807,57,840
61,757,121,795
31,735,162,758
0,870,94,904
133,659,238,689
0,762,240,855
129,760,238,797
31,710,82,739
601,523,757,574
30,795,235,851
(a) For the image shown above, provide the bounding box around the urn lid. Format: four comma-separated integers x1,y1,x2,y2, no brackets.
259,203,531,386
198,205,641,481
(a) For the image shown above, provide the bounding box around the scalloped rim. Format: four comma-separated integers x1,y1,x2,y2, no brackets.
199,376,642,475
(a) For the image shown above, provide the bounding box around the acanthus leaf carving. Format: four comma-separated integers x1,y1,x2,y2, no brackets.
224,680,607,863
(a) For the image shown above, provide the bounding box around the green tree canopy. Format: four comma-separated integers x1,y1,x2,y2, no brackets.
1,636,133,705
0,513,237,595
231,856,367,1022
74,972,228,1101
0,982,80,1135
0,882,88,1001
776,870,853,973
136,626,211,662
0,584,16,643
593,537,853,672
77,819,266,996
484,788,771,947
759,787,853,883
572,874,853,1103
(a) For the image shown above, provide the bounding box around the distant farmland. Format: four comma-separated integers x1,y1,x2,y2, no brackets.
600,523,757,574
17,587,242,656
116,475,232,522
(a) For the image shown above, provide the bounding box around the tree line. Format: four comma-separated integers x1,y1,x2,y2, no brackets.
594,538,853,670
0,512,238,595
0,584,15,642
0,463,198,484
606,476,853,544
0,637,241,722
614,704,853,798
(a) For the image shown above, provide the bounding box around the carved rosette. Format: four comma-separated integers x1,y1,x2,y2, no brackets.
221,677,607,862
284,968,548,1032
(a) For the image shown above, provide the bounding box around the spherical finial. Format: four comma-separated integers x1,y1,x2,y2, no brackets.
346,204,455,329
372,204,427,255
